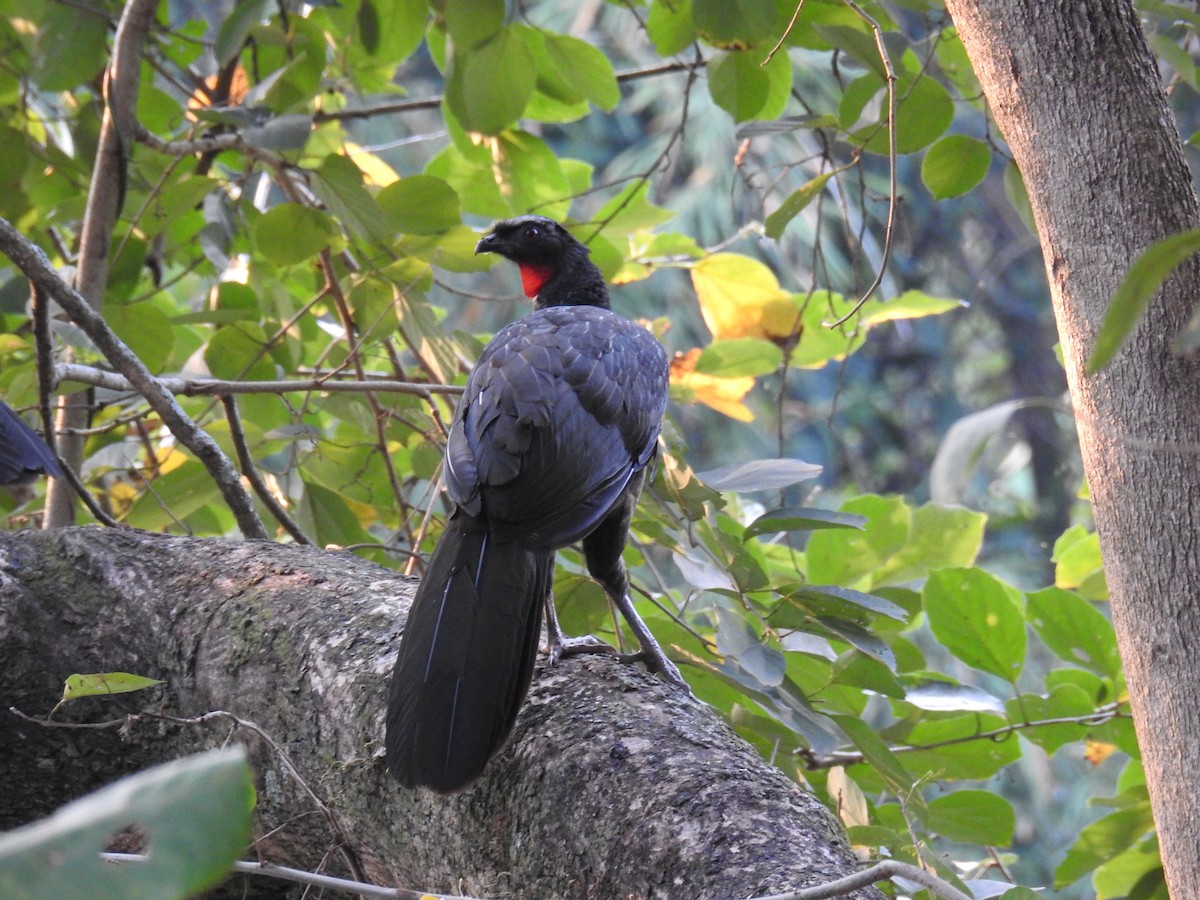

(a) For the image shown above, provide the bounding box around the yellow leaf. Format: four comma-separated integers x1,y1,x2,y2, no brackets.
670,348,755,421
691,254,798,340
343,141,400,187
1085,740,1117,766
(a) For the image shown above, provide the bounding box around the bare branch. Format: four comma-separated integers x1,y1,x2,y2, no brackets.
55,364,462,398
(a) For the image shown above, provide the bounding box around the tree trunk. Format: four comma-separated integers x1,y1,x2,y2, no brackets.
945,1,1200,894
0,527,876,899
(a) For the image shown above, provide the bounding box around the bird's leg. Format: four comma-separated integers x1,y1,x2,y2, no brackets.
605,585,688,688
543,589,618,666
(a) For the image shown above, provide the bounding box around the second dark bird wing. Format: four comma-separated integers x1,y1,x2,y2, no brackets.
0,401,60,486
443,305,668,549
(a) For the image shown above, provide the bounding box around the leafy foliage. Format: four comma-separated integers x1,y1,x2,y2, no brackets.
0,0,1171,897
0,748,254,899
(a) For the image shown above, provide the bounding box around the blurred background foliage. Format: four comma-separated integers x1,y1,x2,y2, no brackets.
2,0,1197,896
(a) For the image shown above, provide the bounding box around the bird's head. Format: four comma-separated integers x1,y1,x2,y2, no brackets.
475,215,607,309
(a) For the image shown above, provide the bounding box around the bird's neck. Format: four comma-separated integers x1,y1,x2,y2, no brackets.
528,257,611,310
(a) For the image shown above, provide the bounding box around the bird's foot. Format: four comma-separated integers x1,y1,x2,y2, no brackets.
547,633,619,667
617,646,688,691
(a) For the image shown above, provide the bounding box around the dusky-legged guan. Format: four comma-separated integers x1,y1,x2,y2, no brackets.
385,215,683,792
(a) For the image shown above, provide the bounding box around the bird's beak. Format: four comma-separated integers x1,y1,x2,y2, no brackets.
475,232,497,255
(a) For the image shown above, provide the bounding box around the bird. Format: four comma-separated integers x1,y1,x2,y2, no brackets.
385,215,684,793
0,401,60,486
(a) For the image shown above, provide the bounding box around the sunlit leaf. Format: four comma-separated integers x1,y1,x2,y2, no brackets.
1027,587,1122,680
904,680,1005,714
765,172,833,240
924,568,1025,682
694,338,782,378
62,672,164,701
922,134,991,199
670,348,756,421
691,253,798,341
1088,229,1200,372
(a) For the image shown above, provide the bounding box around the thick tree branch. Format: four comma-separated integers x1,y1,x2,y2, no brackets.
0,528,880,900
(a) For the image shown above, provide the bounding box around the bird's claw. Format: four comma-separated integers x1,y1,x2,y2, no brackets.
546,633,618,667
618,647,688,691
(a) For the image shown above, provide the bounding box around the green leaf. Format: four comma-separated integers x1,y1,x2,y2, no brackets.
445,0,503,49
1026,587,1122,680
1006,683,1095,753
765,172,833,239
356,0,380,54
696,458,822,492
891,712,1020,781
715,607,786,687
204,323,276,381
772,585,908,626
647,0,697,55
694,338,783,377
62,673,164,701
215,0,272,65
805,495,910,587
873,502,986,587
921,134,991,199
378,175,461,234
308,154,391,242
1088,229,1200,373
253,203,336,266
708,53,767,122
491,130,572,218
859,289,965,325
1092,837,1165,900
744,507,867,539
123,461,225,532
0,749,254,899
924,568,1025,682
1053,525,1108,600
1056,802,1156,888
32,4,109,90
924,790,1015,845
445,27,537,135
845,74,955,155
106,303,174,375
904,681,1005,714
835,715,918,798
692,0,776,49
542,34,620,111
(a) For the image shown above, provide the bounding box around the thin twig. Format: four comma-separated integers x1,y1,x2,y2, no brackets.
826,0,899,328
100,854,479,900
800,704,1129,769
220,395,314,545
748,859,972,900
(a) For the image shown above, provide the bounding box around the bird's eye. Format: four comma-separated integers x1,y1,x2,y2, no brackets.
522,226,540,241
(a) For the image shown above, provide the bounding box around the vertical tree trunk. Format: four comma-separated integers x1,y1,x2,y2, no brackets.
945,1,1200,894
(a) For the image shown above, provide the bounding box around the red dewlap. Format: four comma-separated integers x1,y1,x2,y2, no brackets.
518,263,556,298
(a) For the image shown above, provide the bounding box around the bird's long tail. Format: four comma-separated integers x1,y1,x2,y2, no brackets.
385,516,552,792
